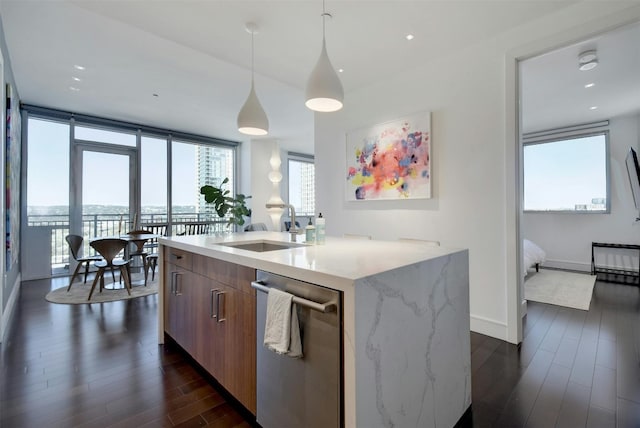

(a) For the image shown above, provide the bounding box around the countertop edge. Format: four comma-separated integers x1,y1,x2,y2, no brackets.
159,233,465,291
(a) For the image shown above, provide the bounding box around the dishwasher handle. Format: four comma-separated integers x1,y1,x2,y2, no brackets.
251,281,337,313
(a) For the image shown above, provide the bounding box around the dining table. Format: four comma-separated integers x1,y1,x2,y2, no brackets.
90,233,158,288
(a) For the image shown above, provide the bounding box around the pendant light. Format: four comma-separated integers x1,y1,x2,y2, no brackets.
305,0,344,112
237,22,269,136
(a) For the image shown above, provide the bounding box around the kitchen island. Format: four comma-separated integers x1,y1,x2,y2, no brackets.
159,232,470,428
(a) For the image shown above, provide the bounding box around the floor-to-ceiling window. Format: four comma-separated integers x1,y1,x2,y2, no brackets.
25,118,70,277
171,140,235,235
287,152,315,218
22,106,238,278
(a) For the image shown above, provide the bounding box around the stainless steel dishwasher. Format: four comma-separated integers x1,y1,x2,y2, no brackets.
252,270,342,428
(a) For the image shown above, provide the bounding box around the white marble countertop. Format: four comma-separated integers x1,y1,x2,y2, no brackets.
159,232,460,290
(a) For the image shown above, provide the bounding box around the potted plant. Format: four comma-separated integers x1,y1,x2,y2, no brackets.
200,177,252,228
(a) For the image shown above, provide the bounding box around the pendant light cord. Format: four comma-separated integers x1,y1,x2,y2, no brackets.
322,0,326,39
251,30,255,84
321,0,332,41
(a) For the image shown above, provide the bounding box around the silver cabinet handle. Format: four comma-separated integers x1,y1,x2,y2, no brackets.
175,272,182,296
171,272,177,295
216,291,226,323
210,288,220,319
250,281,337,313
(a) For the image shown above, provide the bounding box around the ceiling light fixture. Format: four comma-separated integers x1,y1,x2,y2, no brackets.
590,106,598,110
584,83,595,88
305,0,344,112
578,50,598,71
237,22,269,136
72,76,81,82
69,86,80,91
406,34,415,40
74,64,85,71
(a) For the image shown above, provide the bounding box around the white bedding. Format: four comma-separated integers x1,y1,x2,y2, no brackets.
523,239,546,275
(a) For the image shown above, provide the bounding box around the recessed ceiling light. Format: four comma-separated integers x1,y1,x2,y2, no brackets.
338,68,344,73
590,106,598,110
72,76,82,82
584,83,595,88
69,86,80,91
406,34,414,41
74,64,85,71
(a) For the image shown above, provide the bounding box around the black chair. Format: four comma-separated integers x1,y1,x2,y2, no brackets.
126,229,154,286
244,222,268,231
145,225,168,282
66,234,103,291
284,221,301,231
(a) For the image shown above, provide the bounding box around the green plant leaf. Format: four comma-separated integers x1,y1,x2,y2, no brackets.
200,178,252,228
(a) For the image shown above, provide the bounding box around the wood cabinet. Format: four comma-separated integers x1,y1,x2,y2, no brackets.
163,247,257,414
164,262,196,353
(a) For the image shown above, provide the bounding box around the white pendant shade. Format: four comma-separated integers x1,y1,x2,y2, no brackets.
305,39,343,112
237,22,269,136
237,80,269,136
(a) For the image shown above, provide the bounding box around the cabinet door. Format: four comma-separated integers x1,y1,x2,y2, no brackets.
192,273,225,383
220,285,256,414
164,263,196,353
163,262,180,339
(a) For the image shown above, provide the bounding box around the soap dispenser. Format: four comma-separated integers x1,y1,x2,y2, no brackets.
316,213,326,245
305,218,315,244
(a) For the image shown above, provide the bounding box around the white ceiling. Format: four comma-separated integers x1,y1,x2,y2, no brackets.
521,20,640,133
3,1,634,152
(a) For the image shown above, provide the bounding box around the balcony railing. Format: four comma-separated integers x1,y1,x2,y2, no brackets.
27,213,231,270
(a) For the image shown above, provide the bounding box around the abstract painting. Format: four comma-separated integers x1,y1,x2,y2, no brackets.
6,83,21,271
346,112,431,201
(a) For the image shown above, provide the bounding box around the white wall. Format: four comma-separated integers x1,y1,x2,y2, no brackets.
250,139,283,230
315,2,640,342
523,114,640,271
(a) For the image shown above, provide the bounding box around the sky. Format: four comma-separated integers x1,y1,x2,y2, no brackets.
524,135,607,210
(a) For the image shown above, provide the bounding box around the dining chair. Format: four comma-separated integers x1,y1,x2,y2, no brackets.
179,222,210,236
87,238,131,300
141,224,167,251
66,234,103,291
144,225,168,282
127,229,152,286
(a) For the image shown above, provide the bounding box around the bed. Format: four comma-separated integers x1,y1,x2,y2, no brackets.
523,239,546,275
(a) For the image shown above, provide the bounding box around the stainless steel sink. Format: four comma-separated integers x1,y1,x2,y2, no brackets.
218,240,305,252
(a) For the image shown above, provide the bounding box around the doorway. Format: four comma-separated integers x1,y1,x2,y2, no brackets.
515,21,640,337
70,140,138,271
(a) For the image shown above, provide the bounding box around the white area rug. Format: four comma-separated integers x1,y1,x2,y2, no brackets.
524,269,596,311
46,274,158,304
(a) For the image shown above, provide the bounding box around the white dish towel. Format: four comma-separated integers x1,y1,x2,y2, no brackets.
263,288,303,358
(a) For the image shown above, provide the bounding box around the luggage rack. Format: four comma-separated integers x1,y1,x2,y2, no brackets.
591,242,640,286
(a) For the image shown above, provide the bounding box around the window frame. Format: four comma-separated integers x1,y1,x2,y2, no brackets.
522,129,610,214
22,105,240,276
287,152,315,217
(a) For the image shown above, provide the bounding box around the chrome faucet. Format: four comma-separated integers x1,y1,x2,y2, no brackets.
265,203,301,241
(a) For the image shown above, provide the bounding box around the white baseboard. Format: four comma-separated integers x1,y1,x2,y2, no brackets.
470,314,508,342
1,273,21,343
542,259,591,272
521,299,528,317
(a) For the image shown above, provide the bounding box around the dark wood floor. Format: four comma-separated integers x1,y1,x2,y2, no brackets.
1,274,639,427
0,277,251,428
470,275,640,428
